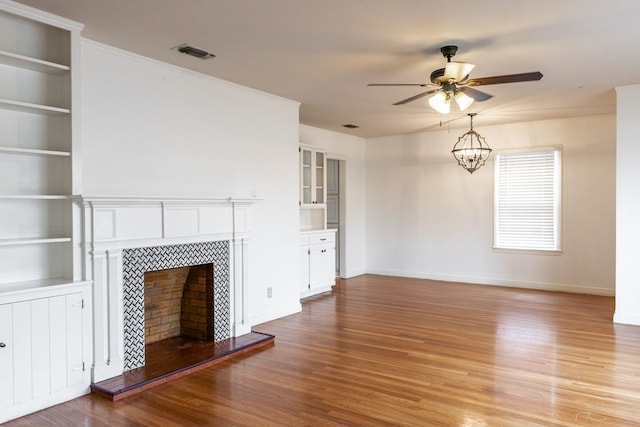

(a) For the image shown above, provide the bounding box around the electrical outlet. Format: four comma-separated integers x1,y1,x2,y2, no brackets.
267,287,273,298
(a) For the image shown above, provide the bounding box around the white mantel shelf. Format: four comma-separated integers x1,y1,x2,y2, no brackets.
79,196,261,249
79,195,261,204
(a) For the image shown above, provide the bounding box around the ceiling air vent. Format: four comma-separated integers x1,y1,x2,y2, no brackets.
173,43,216,60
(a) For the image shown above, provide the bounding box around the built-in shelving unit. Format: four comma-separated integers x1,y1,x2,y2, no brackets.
0,0,83,292
0,2,91,422
298,144,335,297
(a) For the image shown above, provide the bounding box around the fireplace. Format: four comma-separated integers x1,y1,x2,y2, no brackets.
81,197,258,383
144,264,213,343
121,241,230,371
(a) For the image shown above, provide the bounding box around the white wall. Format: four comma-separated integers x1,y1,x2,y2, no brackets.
80,40,302,325
299,124,367,278
365,115,616,295
78,37,618,329
615,84,640,324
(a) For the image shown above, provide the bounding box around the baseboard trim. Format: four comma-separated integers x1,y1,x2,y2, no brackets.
0,384,90,424
613,312,640,326
365,269,615,296
341,268,366,279
250,302,302,326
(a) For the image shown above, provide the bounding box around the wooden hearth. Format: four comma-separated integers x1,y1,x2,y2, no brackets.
91,331,274,401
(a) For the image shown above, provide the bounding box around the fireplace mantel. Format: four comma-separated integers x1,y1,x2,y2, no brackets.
80,196,260,382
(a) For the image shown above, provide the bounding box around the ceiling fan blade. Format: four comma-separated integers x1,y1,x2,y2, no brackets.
393,89,437,105
467,71,543,86
368,83,429,87
460,87,493,102
444,62,475,82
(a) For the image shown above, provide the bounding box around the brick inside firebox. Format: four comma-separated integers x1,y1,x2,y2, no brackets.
144,264,214,344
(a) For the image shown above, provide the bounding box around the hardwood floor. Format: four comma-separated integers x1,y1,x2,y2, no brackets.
7,275,640,426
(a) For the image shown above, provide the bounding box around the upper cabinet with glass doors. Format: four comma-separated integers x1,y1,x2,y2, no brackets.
299,145,326,206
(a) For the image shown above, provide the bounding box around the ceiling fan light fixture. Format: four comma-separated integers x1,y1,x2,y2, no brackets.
368,45,542,112
444,61,475,82
428,91,451,114
454,91,474,111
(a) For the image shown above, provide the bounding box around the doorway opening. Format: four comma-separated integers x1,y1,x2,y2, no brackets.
327,158,344,277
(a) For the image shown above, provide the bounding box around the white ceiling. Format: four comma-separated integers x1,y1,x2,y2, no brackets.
15,0,640,137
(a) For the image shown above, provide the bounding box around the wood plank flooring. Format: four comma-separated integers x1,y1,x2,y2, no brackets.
7,275,640,426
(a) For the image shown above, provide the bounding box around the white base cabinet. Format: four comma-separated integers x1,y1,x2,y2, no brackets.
0,282,91,423
300,230,336,298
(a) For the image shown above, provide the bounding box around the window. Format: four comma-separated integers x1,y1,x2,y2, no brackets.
494,147,562,251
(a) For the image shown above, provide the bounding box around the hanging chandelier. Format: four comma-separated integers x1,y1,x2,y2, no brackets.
451,113,492,174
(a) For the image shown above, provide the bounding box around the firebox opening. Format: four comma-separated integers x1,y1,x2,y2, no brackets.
144,263,214,345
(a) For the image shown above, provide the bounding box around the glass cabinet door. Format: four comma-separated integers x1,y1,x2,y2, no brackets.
300,147,326,206
301,149,312,204
315,151,325,204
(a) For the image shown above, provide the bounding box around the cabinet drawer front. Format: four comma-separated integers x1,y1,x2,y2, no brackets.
309,233,335,245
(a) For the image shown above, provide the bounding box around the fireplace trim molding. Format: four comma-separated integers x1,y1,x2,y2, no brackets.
80,196,260,383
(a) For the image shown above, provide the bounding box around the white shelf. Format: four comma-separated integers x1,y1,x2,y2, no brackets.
0,237,71,246
0,49,69,75
0,277,74,292
0,98,70,115
0,146,70,157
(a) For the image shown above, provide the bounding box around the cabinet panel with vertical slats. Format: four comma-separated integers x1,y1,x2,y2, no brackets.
12,301,31,404
0,304,13,409
65,292,84,387
49,294,67,393
30,297,51,398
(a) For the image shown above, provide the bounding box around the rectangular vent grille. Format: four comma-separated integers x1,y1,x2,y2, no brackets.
174,44,216,60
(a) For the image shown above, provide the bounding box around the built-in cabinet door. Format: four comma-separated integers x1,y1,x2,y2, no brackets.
0,293,84,411
299,147,326,206
300,148,313,205
309,245,335,290
0,304,13,410
318,246,336,286
308,246,324,290
314,151,325,204
300,247,310,292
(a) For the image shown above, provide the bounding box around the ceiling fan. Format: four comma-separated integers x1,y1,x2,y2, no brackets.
368,45,543,114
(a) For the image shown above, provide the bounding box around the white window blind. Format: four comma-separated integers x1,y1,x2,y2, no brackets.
494,148,561,251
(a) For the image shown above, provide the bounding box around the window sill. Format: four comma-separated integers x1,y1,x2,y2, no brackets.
492,247,563,256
